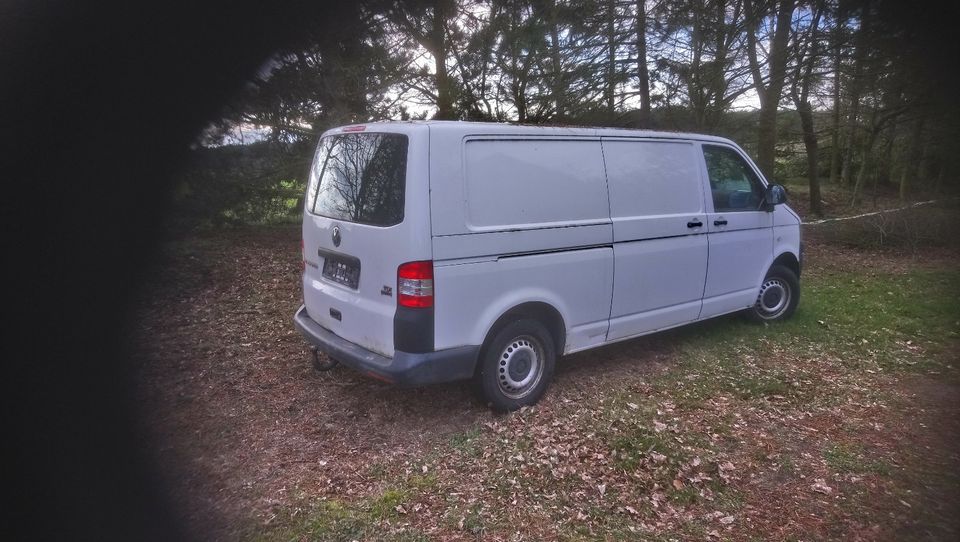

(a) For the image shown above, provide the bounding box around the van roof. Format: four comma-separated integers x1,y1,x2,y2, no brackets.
327,120,738,146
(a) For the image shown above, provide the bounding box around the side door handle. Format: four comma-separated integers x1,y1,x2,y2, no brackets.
687,220,703,228
714,219,728,226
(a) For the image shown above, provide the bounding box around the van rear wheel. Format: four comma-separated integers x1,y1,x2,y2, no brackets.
475,319,556,412
746,264,799,322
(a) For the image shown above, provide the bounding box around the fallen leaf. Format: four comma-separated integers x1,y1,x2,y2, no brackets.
811,479,833,495
720,515,735,525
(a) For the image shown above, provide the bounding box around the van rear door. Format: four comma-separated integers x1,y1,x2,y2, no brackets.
301,124,431,358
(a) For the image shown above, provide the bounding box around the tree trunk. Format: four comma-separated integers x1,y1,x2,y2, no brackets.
688,2,705,129
636,0,651,127
512,56,527,122
850,125,879,207
432,1,454,120
872,126,895,207
606,0,616,118
828,13,844,184
839,126,858,186
899,118,923,200
796,100,822,216
877,126,896,189
840,2,872,186
746,0,796,179
546,0,565,120
756,102,778,179
916,138,930,190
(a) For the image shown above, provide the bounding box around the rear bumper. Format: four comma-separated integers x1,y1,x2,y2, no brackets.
293,305,479,386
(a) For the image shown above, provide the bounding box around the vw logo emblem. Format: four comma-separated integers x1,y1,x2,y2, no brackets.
331,226,341,247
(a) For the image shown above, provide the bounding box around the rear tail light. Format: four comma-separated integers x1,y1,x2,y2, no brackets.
397,261,433,308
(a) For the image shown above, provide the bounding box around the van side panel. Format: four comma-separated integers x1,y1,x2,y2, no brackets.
462,139,610,231
430,132,614,353
433,248,614,353
601,139,709,340
432,224,611,261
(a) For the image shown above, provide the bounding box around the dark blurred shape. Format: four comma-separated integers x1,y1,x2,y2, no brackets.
0,0,343,539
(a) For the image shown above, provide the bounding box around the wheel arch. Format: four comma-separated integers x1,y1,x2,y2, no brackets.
771,251,800,278
482,301,566,358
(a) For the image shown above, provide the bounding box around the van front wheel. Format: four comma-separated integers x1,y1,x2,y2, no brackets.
747,264,800,322
476,319,556,412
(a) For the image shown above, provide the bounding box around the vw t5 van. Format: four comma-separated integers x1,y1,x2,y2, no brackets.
294,121,801,411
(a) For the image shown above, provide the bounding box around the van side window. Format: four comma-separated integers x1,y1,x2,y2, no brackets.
702,145,764,212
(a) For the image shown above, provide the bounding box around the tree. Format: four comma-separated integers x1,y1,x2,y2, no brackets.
745,0,796,179
384,0,460,120
635,0,652,126
838,0,871,187
654,0,752,131
826,2,846,185
788,2,824,216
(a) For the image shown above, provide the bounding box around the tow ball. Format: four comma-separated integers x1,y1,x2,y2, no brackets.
310,346,339,371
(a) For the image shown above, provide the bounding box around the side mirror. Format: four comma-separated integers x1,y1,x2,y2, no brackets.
764,184,787,211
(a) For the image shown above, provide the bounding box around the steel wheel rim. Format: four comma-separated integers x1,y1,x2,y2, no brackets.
755,278,790,319
497,335,544,399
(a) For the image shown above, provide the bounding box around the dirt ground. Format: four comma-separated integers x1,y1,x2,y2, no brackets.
132,224,960,541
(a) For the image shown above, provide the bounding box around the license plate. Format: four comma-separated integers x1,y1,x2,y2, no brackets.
322,255,360,289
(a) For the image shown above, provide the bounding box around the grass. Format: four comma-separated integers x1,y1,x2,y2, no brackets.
609,427,678,467
253,487,426,542
447,427,483,457
824,443,892,476
252,263,960,541
651,268,960,413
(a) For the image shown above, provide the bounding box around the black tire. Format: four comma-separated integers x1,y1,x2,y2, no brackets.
475,319,556,412
746,264,800,323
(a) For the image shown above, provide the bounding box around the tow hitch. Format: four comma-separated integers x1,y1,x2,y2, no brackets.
311,346,339,371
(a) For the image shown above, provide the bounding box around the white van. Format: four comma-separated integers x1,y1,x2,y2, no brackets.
294,121,801,410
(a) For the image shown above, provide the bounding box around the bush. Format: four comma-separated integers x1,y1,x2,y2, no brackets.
171,140,312,227
810,202,960,252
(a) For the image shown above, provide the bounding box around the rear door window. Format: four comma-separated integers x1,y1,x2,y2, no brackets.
306,133,408,226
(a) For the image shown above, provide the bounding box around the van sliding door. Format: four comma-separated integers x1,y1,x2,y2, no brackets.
601,139,709,341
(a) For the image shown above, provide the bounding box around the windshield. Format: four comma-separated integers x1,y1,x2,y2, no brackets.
305,132,408,226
